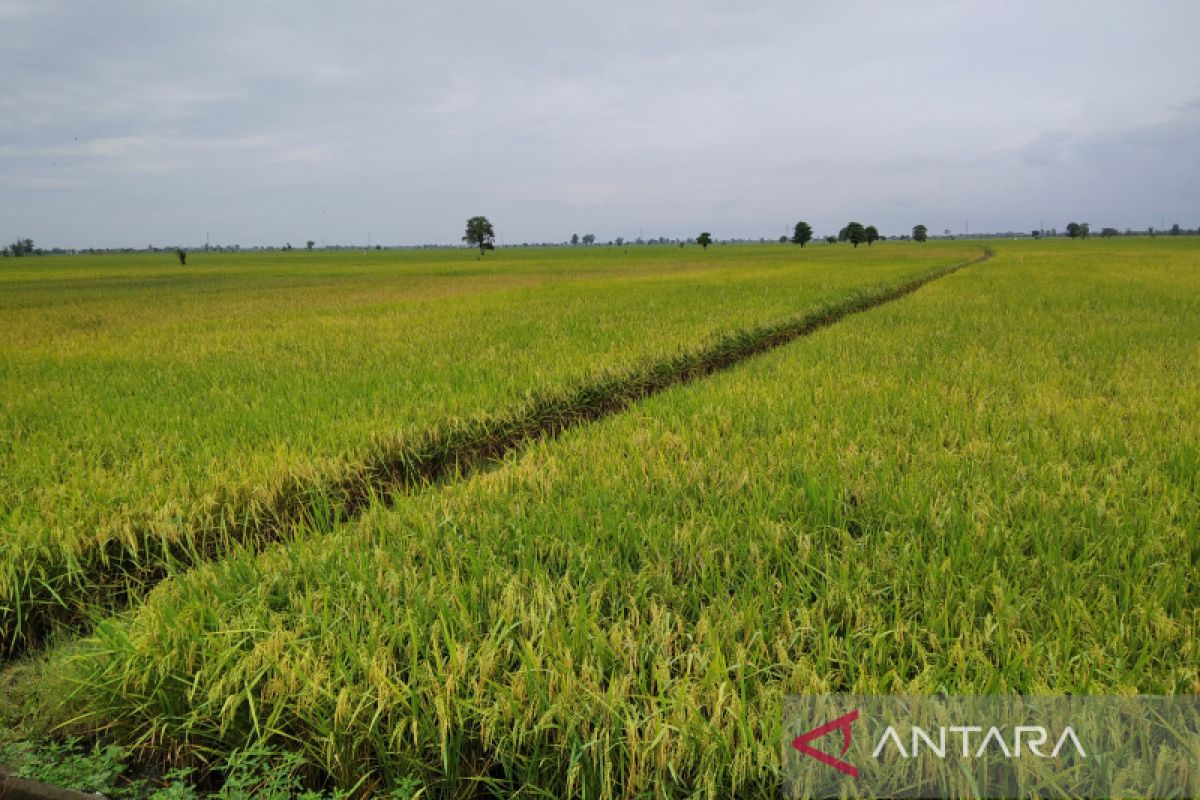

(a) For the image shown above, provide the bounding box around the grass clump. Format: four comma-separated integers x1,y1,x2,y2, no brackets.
1,738,421,798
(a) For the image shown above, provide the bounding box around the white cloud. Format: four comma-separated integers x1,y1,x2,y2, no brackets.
1,0,1198,247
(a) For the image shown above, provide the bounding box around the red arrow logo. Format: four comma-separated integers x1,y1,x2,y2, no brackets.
791,709,859,778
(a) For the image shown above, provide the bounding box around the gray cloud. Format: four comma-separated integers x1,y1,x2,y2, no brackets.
1,0,1198,247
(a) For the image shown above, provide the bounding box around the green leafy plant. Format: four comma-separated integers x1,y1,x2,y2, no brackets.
1,738,127,796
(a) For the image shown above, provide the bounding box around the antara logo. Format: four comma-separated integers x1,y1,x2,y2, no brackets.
871,725,1087,759
792,712,1088,779
791,709,860,778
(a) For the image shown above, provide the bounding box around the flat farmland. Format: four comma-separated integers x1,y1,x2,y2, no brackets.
0,243,977,655
10,238,1194,797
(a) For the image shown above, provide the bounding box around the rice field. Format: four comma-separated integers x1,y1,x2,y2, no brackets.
1,243,974,655
7,237,1194,797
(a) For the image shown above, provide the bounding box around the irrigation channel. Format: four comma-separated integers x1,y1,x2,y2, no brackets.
3,247,992,661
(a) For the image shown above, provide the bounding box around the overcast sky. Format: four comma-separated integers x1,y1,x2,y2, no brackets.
2,0,1198,248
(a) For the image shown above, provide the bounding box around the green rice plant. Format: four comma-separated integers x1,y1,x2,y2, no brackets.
57,238,1199,797
0,244,975,655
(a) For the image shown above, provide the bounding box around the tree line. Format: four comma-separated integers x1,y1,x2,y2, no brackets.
4,239,35,257
462,217,930,255
9,219,1195,260
789,221,925,247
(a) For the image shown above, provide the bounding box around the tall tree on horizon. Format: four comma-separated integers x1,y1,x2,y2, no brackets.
839,221,867,248
791,221,813,247
463,216,496,254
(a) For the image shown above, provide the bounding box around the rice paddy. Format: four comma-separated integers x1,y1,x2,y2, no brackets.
3,238,1197,797
0,243,975,655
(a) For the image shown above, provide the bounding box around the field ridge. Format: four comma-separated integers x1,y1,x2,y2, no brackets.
2,247,989,659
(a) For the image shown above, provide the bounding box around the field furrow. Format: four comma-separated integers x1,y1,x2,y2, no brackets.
0,245,977,656
54,239,1199,797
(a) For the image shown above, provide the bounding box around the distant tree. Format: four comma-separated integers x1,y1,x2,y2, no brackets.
1080,222,1090,239
463,215,496,254
839,221,867,248
306,240,315,250
582,233,595,245
1170,223,1181,236
176,247,187,265
1031,229,1041,239
615,236,624,246
913,224,928,242
864,225,880,246
1066,222,1081,239
824,235,837,244
697,232,713,250
779,234,788,243
790,221,813,247
1101,227,1118,238
8,238,34,256
570,233,580,245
